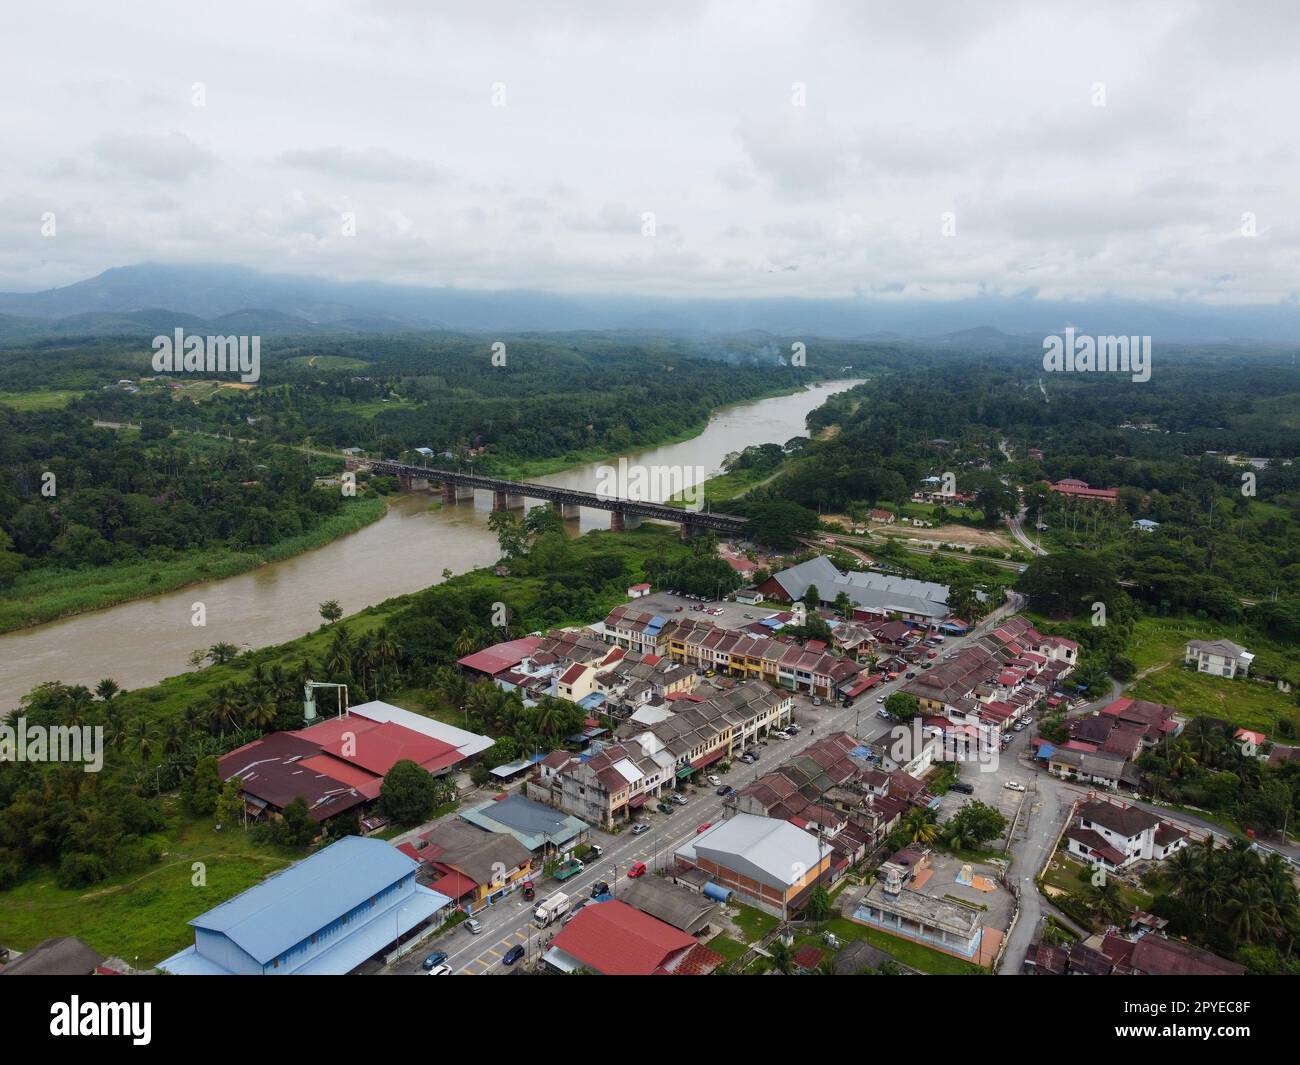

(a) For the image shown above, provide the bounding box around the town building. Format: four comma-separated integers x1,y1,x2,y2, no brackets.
158,836,452,975
542,900,724,975
674,812,833,918
757,555,950,624
1048,478,1119,503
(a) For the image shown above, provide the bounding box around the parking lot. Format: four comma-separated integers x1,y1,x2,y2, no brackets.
631,589,784,631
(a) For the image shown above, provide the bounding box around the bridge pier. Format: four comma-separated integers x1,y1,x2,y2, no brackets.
549,501,582,520
442,483,474,503
610,510,625,533
679,523,699,542
492,491,526,511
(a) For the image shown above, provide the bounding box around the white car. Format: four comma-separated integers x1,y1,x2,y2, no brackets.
876,695,886,704
426,964,453,975
707,774,722,786
1003,781,1026,792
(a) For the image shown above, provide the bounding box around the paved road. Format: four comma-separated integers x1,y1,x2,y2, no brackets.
394,591,1028,975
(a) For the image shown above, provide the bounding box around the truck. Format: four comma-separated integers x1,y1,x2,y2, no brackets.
533,892,570,926
553,857,584,882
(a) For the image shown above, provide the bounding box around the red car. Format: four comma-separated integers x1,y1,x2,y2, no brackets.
696,822,713,834
627,862,647,878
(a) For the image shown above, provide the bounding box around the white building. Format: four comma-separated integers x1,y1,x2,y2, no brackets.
1065,799,1189,871
1184,639,1253,679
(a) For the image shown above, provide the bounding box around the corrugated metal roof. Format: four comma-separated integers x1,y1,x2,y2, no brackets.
188,836,419,964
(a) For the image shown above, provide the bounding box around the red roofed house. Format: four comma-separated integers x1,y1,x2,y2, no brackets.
1049,478,1118,503
544,900,724,975
457,636,545,678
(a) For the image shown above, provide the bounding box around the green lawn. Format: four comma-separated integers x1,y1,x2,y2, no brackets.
0,389,82,410
730,902,779,942
707,933,749,965
0,801,301,965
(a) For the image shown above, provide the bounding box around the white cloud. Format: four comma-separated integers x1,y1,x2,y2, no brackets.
0,0,1297,307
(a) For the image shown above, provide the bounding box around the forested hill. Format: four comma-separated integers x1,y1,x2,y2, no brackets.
735,346,1300,631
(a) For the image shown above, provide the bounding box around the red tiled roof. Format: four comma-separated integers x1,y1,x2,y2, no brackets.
551,900,699,976
457,636,544,675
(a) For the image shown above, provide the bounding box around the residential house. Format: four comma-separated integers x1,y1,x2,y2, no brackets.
1184,638,1253,679
1065,798,1189,871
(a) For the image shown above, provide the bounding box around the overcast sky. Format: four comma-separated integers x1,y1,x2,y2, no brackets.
3,0,1298,306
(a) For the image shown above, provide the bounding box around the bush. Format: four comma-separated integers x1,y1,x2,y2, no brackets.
56,852,109,889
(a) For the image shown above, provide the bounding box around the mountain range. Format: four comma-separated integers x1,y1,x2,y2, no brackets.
1,264,1297,344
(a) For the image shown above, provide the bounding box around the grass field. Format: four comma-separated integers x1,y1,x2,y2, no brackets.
286,355,370,370
0,389,82,410
0,495,387,633
1131,667,1298,735
1126,615,1299,735
0,798,301,963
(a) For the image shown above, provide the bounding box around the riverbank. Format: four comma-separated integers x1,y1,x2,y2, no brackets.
0,495,389,635
482,378,834,482
0,523,689,959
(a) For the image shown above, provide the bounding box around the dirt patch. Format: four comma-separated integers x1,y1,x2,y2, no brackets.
879,523,1012,549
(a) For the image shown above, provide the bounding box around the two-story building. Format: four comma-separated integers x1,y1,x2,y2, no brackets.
1065,798,1189,871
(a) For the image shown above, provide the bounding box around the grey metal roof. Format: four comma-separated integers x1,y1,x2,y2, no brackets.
774,556,949,618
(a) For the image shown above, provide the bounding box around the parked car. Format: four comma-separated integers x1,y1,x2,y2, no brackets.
563,900,589,924
591,881,610,898
656,801,674,815
521,881,535,901
627,862,647,878
425,964,453,975
877,709,891,719
707,774,722,786
743,613,755,619
502,945,525,966
671,793,689,805
696,822,713,834
1003,781,1026,792
950,781,974,795
812,697,822,706
464,918,483,935
905,671,917,679
876,694,887,704
631,822,650,836
787,722,801,733
740,753,755,764
716,784,734,796
421,951,449,971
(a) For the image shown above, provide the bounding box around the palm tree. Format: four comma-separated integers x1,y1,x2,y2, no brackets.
453,628,480,658
241,683,278,731
903,808,939,845
127,717,154,763
161,719,185,756
94,678,121,703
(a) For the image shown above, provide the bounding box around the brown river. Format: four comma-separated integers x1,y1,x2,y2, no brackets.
0,379,860,711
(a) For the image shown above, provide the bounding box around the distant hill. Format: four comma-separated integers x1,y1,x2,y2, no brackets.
3,263,1300,342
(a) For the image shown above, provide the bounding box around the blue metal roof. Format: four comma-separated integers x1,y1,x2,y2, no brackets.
1037,743,1057,760
188,836,419,965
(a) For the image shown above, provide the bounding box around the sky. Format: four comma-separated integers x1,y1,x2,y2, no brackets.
2,0,1299,307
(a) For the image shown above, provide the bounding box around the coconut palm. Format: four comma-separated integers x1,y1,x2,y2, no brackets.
903,808,939,845
94,678,122,703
